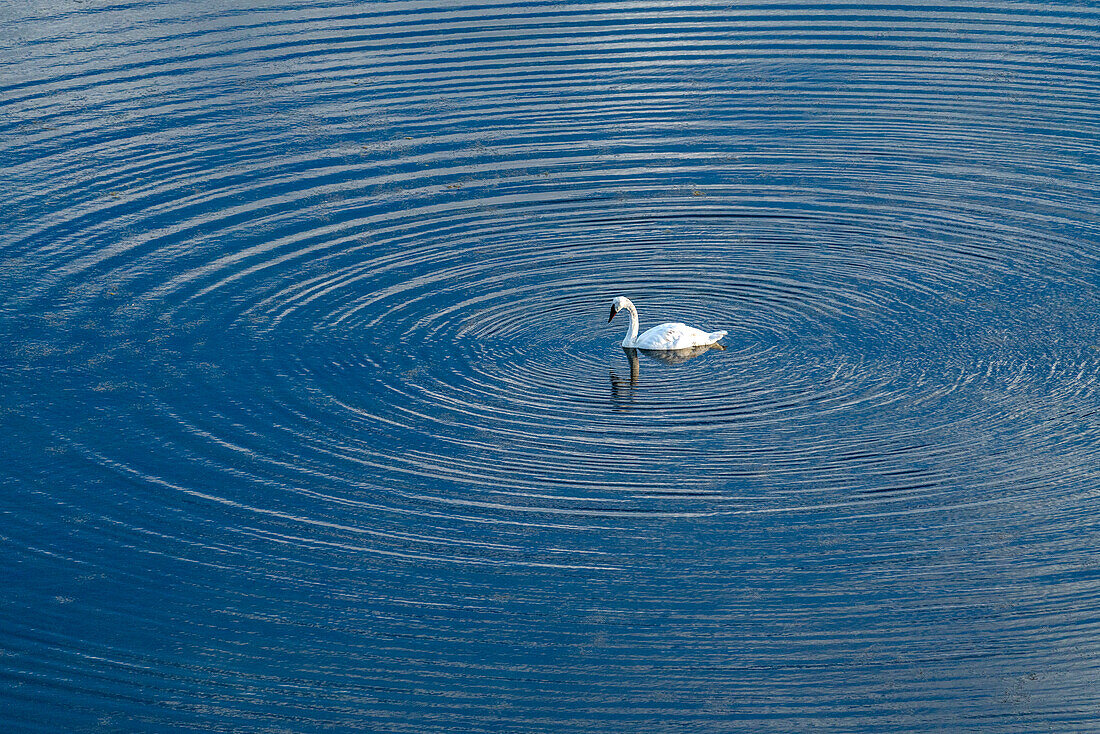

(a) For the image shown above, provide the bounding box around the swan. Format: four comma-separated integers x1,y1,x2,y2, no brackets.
608,296,727,350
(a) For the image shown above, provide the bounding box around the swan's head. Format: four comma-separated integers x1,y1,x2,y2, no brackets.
608,296,628,323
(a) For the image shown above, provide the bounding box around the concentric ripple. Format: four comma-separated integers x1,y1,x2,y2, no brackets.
3,0,1100,731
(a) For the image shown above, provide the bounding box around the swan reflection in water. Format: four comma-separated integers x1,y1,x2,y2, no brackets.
609,344,724,411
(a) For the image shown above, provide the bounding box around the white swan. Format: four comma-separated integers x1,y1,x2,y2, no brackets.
608,296,727,350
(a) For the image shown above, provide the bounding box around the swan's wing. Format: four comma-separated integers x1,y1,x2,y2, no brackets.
636,323,724,349
635,323,691,349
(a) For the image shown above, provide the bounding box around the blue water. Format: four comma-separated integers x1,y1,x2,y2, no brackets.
4,1,1100,730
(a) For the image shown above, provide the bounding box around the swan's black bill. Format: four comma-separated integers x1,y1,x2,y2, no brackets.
608,306,618,322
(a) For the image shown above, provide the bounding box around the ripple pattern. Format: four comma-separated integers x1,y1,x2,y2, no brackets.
3,0,1100,731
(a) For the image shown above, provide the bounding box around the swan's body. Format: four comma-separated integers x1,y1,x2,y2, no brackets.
608,296,727,350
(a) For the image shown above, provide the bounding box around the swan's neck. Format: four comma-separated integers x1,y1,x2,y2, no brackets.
621,303,640,347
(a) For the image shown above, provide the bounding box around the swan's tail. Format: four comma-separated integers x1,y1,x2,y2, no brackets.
707,330,728,344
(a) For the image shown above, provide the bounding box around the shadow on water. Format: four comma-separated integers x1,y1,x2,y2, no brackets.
609,345,724,411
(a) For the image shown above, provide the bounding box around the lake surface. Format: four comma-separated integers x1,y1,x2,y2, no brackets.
3,0,1100,730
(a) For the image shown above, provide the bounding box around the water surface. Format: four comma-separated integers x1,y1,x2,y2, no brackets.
3,0,1100,730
